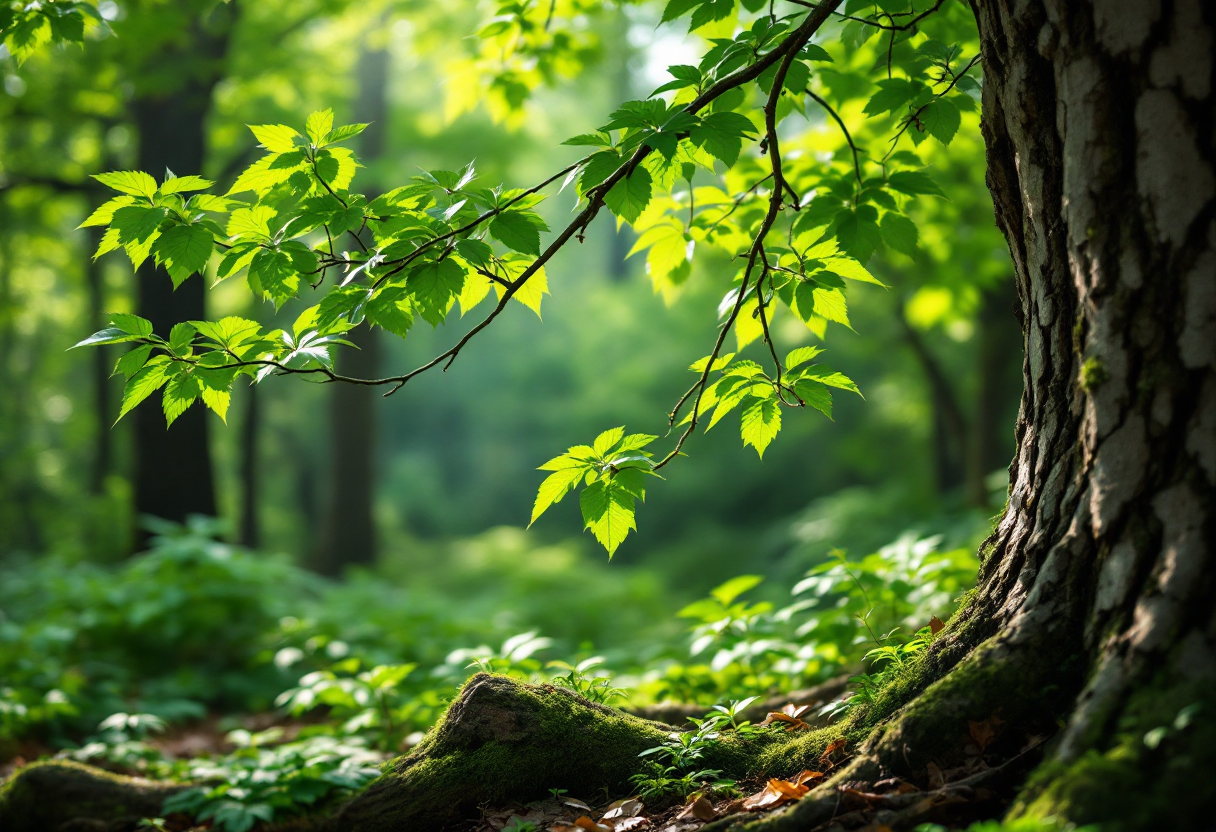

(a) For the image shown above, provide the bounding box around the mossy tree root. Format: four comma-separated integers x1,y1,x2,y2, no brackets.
0,758,188,832
320,673,768,831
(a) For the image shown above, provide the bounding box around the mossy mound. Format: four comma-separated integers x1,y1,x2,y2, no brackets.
323,673,680,830
0,759,188,832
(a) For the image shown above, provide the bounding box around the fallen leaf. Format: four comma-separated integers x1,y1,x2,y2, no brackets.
723,798,745,814
968,714,1003,752
676,796,716,821
574,817,613,832
926,761,945,790
819,737,847,765
601,799,643,820
564,798,593,812
928,616,945,634
612,819,649,831
741,771,823,811
760,703,814,731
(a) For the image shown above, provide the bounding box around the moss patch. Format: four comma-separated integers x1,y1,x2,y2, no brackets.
0,758,187,832
1011,680,1216,830
324,673,775,831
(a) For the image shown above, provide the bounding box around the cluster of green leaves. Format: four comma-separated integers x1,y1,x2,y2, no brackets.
70,0,984,557
274,660,417,752
547,656,627,704
0,0,105,64
630,707,737,802
530,427,659,556
637,535,976,706
76,108,554,426
161,730,384,832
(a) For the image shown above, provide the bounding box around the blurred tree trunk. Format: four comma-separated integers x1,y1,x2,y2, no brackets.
128,2,234,546
966,279,1022,506
238,383,260,548
312,38,389,575
899,302,969,495
85,224,112,495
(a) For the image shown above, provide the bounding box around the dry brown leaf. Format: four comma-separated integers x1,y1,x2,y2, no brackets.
968,714,1003,752
564,798,593,812
676,796,716,821
574,816,613,832
601,798,643,820
760,703,813,731
819,737,847,765
928,616,945,635
742,776,815,811
612,818,649,831
926,761,945,790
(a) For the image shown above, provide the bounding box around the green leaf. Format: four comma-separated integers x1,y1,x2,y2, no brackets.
812,287,850,326
689,352,735,373
579,480,636,557
245,124,297,153
711,574,763,606
490,212,541,256
73,311,153,348
579,150,623,194
115,344,155,379
880,213,919,256
162,370,200,427
740,396,781,458
168,322,196,352
117,360,171,422
793,378,833,418
306,109,335,144
80,196,135,228
689,112,756,168
530,468,585,526
562,133,613,148
919,97,961,145
226,206,275,240
801,366,861,395
323,123,369,145
407,258,466,326
365,285,415,337
660,0,703,24
158,175,214,195
784,346,823,371
592,426,625,457
604,167,653,225
153,225,214,285
823,256,886,286
92,171,157,198
886,170,945,198
833,209,883,262
863,78,926,117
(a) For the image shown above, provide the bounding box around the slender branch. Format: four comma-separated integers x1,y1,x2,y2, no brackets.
785,0,944,32
883,53,981,160
655,3,837,469
370,160,583,289
806,89,862,183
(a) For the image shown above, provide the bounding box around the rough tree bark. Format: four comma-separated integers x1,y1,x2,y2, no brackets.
2,1,1210,830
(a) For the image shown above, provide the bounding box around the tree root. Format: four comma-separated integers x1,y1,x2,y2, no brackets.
0,759,188,832
320,672,725,831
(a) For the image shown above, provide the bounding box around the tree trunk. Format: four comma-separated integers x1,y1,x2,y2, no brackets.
238,382,260,548
85,224,113,496
313,37,389,575
128,3,234,546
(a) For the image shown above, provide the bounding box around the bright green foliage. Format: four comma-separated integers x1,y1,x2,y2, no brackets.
73,1,985,558
530,427,659,556
161,731,383,832
0,1,105,63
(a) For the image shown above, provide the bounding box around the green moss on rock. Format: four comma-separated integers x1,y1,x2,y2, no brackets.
323,673,688,830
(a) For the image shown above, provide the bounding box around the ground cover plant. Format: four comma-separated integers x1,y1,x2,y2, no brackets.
1,0,1212,830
